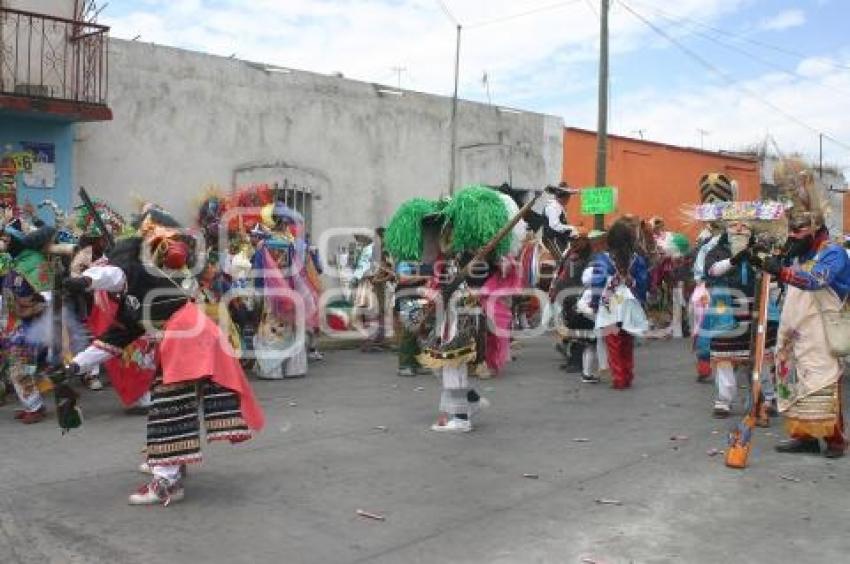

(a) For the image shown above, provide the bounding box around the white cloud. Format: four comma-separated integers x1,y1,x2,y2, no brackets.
758,8,806,31
605,60,850,171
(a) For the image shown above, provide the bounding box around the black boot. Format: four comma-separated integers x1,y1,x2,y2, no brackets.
774,438,820,454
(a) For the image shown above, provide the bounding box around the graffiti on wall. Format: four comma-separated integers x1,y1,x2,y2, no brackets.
0,142,57,207
20,142,56,189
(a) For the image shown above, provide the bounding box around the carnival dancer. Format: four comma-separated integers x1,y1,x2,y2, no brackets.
305,233,325,361
691,173,738,381
418,187,527,431
589,218,650,389
384,198,442,377
542,183,579,258
0,221,56,423
352,229,391,352
761,162,850,458
393,259,431,377
704,219,779,418
66,198,128,392
552,232,598,378
64,203,264,505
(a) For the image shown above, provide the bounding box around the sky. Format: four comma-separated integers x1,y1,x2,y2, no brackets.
103,0,850,172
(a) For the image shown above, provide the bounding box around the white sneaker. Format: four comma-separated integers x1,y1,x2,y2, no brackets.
430,418,472,433
128,478,184,506
84,375,104,391
308,350,324,361
138,462,153,475
469,397,491,417
713,401,731,418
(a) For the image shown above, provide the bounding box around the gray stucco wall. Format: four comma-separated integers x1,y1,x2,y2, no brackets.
74,39,563,236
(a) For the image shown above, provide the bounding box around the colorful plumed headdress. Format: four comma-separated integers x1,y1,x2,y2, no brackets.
384,197,442,261
443,185,512,257
74,198,126,238
227,184,275,232
773,156,827,230
198,190,227,242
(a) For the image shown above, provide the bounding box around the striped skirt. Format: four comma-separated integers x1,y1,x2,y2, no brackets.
146,374,252,467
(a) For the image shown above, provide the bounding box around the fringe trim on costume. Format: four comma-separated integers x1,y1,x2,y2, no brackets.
207,430,253,443
146,439,202,457
417,346,477,369
710,352,774,366
556,327,597,340
785,417,839,439
147,453,203,467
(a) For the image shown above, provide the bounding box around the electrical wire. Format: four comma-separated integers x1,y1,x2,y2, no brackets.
627,0,850,73
618,0,850,152
466,0,583,30
637,2,850,99
433,0,459,25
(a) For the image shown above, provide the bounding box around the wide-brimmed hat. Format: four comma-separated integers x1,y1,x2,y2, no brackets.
548,183,579,197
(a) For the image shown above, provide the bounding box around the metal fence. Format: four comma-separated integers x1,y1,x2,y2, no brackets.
0,7,109,105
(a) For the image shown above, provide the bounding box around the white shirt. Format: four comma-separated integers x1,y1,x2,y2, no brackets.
543,199,576,235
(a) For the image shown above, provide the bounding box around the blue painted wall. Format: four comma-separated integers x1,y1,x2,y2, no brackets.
0,114,74,225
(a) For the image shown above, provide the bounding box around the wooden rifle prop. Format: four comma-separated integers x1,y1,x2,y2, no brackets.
78,186,116,251
434,193,541,309
725,243,776,469
48,187,116,432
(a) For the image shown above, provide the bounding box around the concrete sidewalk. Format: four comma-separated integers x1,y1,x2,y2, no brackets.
0,338,847,563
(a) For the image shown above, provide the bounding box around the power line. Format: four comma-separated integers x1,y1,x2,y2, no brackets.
618,0,850,153
433,0,459,25
639,3,850,99
466,0,583,29
628,0,850,73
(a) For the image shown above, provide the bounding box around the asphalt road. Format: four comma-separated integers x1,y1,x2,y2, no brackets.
1,337,848,564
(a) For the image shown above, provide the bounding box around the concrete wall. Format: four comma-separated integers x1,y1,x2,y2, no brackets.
74,39,563,237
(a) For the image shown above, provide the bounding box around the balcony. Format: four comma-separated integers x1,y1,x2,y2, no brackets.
0,7,111,121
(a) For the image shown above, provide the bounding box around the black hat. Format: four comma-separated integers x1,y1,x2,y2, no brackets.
547,182,579,197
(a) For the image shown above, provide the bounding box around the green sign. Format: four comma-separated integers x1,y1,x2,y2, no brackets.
580,186,617,215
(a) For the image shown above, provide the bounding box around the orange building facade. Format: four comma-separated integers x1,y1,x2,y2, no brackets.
562,127,762,237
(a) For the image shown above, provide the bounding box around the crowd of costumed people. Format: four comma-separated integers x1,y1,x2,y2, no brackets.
0,163,847,508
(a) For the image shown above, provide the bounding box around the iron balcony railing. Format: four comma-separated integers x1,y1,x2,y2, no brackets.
0,7,109,105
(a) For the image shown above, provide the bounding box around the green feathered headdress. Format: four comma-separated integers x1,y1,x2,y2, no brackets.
443,185,511,257
385,198,442,261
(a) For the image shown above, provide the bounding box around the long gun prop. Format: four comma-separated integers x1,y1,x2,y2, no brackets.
443,192,541,297
78,186,116,251
725,270,772,469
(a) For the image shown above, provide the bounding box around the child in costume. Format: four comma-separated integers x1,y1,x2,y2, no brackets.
589,218,650,390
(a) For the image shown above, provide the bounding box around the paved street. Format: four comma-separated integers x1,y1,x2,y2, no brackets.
1,337,848,564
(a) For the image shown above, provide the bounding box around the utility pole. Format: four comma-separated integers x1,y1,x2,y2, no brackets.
697,128,710,150
390,66,407,89
819,133,824,178
593,0,610,231
448,24,462,196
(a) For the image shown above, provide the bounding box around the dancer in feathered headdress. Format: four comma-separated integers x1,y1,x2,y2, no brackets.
407,185,532,432
759,158,850,458
690,173,738,382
